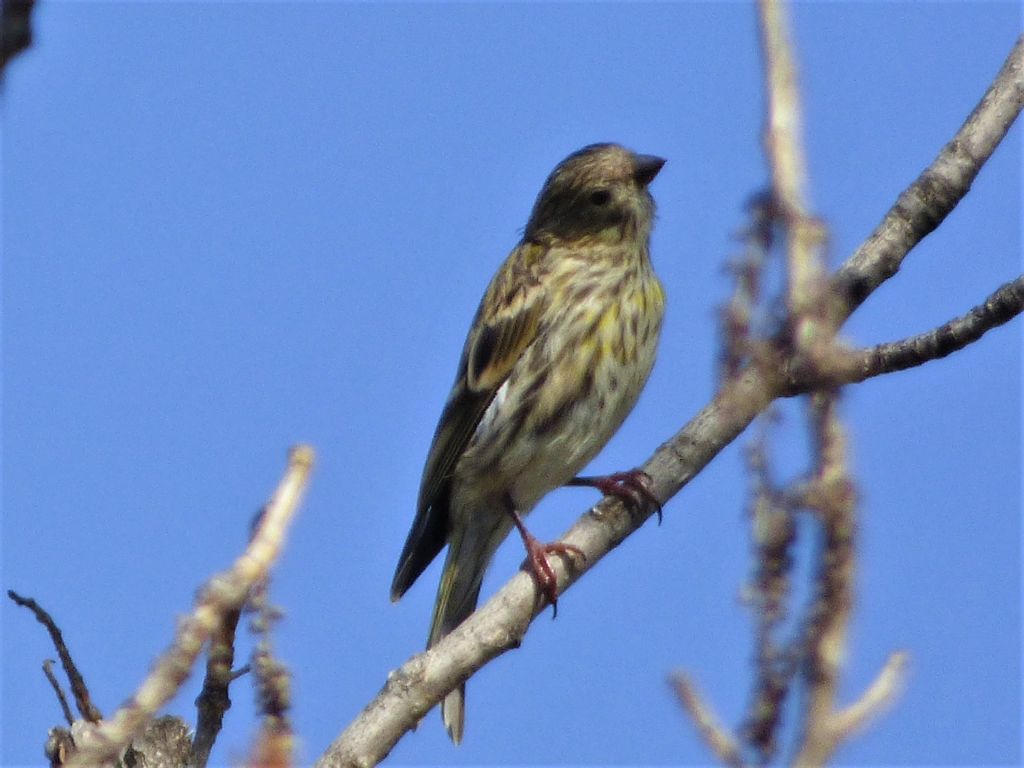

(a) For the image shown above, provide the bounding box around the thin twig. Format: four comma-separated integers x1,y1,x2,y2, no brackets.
65,446,315,768
830,35,1024,326
7,590,103,723
720,193,773,379
794,394,858,767
756,0,829,340
231,664,252,681
831,651,909,738
190,606,242,768
816,274,1024,386
43,659,75,727
757,0,809,218
670,672,746,768
247,576,294,768
742,413,799,763
757,3,869,762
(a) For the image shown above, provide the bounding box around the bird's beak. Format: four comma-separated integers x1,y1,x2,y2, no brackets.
633,154,666,186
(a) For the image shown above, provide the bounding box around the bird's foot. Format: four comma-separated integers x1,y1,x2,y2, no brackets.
507,509,584,618
568,469,663,524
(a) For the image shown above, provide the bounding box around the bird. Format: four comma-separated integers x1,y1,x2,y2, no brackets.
391,143,666,743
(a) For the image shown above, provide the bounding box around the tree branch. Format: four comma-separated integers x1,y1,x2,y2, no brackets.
757,0,829,334
740,415,799,763
246,573,295,768
316,370,778,767
670,672,747,768
314,34,1022,766
43,659,76,727
820,274,1024,385
7,590,103,723
829,35,1024,326
189,606,242,768
64,446,315,768
830,651,908,738
793,394,858,766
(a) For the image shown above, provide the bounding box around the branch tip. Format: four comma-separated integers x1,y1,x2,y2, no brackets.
833,650,909,737
670,672,746,768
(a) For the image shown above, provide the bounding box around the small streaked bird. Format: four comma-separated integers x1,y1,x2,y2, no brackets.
391,143,666,743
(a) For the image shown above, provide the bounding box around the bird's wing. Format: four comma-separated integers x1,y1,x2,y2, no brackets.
390,245,547,600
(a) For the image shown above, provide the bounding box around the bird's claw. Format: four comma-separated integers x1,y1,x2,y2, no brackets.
520,535,585,619
569,469,663,524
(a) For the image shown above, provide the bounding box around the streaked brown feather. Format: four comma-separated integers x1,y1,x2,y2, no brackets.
390,245,547,600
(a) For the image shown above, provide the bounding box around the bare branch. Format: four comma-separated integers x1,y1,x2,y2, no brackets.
757,0,810,217
670,672,746,768
830,35,1024,326
190,607,242,768
832,651,909,739
43,660,75,727
794,394,858,766
64,446,315,768
720,194,772,380
741,415,800,763
756,2,886,760
246,576,295,768
231,664,252,681
819,275,1024,385
317,365,778,767
756,0,829,339
7,590,103,723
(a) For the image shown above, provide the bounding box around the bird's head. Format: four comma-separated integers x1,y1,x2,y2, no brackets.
525,143,665,244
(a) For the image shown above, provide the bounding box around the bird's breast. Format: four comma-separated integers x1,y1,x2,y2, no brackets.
456,261,664,513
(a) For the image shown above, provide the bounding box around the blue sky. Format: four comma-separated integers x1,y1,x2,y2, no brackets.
2,3,1020,766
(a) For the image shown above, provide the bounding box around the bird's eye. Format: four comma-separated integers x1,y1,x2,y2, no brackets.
589,190,611,206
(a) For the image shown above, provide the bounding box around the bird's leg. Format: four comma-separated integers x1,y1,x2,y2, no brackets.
567,469,663,524
505,506,584,618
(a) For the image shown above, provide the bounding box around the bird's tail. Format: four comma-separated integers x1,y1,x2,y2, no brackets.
428,522,490,745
